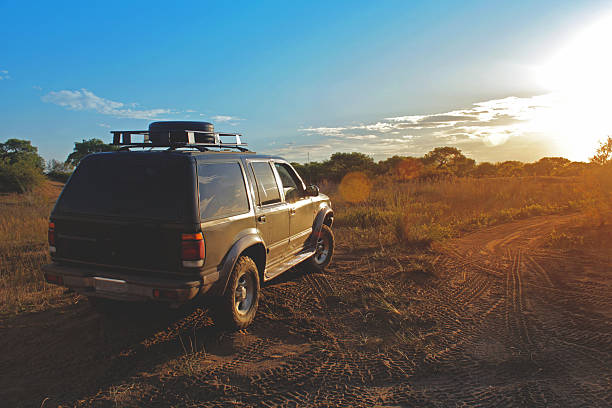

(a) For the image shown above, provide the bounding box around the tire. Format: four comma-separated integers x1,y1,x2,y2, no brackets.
148,121,215,144
308,224,334,271
212,256,260,330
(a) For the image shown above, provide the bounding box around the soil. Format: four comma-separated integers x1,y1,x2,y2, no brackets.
1,214,610,407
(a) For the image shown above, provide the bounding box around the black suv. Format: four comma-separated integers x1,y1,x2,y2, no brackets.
43,121,334,329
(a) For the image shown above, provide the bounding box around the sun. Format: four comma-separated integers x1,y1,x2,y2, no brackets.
535,13,612,161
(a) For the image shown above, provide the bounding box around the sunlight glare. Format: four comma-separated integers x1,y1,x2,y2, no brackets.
535,13,612,160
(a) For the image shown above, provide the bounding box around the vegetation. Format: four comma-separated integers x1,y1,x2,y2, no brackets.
329,175,593,249
0,182,64,315
293,148,597,185
65,138,118,167
0,139,46,192
45,159,73,182
1,135,612,315
590,135,612,165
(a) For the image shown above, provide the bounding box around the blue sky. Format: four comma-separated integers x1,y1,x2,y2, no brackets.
2,0,612,163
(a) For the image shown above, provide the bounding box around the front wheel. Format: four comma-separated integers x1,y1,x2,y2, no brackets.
212,256,260,330
308,224,334,271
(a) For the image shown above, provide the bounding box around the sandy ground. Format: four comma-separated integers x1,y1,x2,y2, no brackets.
1,214,610,407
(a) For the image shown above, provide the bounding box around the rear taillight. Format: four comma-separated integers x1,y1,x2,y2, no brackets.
181,232,205,267
48,222,56,253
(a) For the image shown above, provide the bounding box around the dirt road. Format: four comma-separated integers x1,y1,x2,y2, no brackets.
1,214,610,407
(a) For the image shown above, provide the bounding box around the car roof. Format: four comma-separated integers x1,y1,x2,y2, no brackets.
88,150,286,162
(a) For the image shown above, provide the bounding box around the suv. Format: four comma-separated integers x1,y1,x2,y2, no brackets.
43,121,334,329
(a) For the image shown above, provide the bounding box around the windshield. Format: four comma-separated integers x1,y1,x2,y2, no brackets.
55,153,194,220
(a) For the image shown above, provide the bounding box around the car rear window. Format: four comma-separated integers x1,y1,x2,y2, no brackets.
55,154,193,220
197,161,250,220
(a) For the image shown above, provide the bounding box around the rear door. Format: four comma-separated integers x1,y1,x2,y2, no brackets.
51,153,197,273
248,160,290,266
273,161,315,253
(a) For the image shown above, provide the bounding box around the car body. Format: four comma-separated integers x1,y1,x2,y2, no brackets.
43,124,334,328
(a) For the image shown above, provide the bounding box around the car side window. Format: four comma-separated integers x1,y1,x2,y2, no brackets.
250,162,281,206
274,163,304,202
197,162,249,221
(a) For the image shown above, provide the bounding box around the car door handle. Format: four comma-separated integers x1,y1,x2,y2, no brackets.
257,215,266,223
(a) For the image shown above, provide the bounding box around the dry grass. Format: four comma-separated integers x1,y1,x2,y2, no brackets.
329,171,611,249
0,181,65,316
2,167,611,317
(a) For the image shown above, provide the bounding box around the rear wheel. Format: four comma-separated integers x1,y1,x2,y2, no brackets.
212,256,260,330
308,224,334,271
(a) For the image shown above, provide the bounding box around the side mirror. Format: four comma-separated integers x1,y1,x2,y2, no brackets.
305,185,319,197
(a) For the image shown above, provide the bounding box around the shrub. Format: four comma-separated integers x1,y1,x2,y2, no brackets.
46,170,72,183
0,159,45,192
0,139,45,193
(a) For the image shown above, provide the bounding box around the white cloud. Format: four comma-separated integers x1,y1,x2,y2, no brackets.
210,115,243,123
41,88,173,119
346,134,378,140
299,126,347,136
282,93,595,162
0,70,10,80
97,123,111,128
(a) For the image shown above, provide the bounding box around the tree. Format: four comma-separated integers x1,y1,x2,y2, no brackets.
65,138,118,167
0,138,45,170
0,139,45,192
472,162,497,177
496,161,524,177
326,152,375,181
46,159,72,173
524,157,571,176
46,159,74,182
422,147,475,177
590,136,612,165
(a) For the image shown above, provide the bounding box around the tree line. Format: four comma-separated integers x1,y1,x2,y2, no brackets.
293,142,612,184
1,136,611,193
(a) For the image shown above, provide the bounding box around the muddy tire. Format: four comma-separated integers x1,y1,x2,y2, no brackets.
212,256,260,330
308,224,334,272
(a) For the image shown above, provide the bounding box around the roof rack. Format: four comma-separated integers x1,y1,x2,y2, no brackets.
110,129,250,152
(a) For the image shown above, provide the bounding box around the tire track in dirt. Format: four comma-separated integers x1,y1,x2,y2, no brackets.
4,214,611,407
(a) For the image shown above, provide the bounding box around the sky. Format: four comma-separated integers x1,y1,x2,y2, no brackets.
1,0,612,164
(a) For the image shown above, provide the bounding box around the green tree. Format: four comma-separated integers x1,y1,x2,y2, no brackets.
65,138,118,167
590,136,612,165
326,152,375,181
0,138,45,170
0,139,45,192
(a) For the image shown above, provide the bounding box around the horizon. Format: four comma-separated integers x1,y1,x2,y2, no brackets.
2,1,612,164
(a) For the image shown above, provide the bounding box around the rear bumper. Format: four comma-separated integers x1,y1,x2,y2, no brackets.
42,263,202,302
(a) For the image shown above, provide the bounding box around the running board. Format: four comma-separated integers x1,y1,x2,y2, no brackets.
264,249,315,281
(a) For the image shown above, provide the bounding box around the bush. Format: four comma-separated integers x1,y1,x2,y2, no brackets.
46,170,72,183
0,139,45,193
0,159,45,192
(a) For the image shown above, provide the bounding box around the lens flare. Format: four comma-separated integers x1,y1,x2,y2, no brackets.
339,172,372,203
